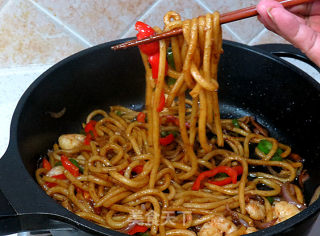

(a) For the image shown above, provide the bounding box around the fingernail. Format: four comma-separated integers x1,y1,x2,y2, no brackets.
267,8,274,21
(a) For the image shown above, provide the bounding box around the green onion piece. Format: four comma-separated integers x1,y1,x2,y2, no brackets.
115,110,123,116
266,196,274,204
69,159,84,173
167,47,175,69
257,140,273,154
79,129,86,135
160,131,168,137
232,119,240,128
166,77,176,86
276,148,283,155
215,172,229,178
89,130,95,137
138,233,149,236
270,154,283,162
169,130,179,138
54,161,62,166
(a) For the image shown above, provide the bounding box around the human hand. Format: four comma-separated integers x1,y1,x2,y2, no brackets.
257,0,320,67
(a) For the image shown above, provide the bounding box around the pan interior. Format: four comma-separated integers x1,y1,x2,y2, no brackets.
15,41,320,209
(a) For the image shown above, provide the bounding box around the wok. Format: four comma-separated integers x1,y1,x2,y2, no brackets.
0,39,319,236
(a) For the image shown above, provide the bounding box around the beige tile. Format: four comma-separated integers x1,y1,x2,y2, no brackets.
249,29,290,45
34,0,156,45
123,0,208,38
0,0,8,8
0,0,86,68
222,25,242,43
201,0,264,44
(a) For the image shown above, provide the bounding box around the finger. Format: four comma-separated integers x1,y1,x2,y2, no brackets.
270,6,320,66
287,1,320,16
257,0,282,30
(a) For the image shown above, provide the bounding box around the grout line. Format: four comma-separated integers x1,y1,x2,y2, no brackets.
120,0,163,38
223,24,245,44
194,0,213,13
28,0,93,47
0,0,11,13
248,28,267,45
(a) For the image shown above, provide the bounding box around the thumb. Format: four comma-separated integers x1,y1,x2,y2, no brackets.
268,6,320,67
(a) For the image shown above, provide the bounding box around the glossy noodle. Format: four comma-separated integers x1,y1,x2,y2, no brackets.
36,11,307,235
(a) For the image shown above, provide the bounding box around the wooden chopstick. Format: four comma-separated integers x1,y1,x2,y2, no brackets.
111,0,313,51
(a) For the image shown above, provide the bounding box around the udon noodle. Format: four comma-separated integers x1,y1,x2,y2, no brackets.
36,11,308,235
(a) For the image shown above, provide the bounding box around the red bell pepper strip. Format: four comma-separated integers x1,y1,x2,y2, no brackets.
61,155,79,177
84,120,97,145
135,21,159,56
46,182,57,188
42,158,52,171
128,224,149,235
160,133,175,146
45,174,66,188
208,166,243,186
132,165,144,174
166,115,180,126
157,91,165,112
137,112,146,123
148,52,168,79
192,166,238,191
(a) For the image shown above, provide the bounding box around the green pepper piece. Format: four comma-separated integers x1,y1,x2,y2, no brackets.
166,77,176,85
69,159,84,173
54,161,62,166
232,119,240,128
214,172,229,178
266,196,274,204
167,47,175,69
168,130,179,138
160,131,168,137
270,154,283,161
115,110,123,116
257,140,273,154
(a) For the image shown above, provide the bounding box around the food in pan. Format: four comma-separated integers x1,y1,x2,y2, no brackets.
36,11,308,235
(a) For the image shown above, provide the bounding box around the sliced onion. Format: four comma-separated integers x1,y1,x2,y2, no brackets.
281,182,306,210
254,218,277,229
298,169,310,189
249,117,268,137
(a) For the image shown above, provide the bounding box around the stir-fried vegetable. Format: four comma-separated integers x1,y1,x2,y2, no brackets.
135,21,159,56
166,46,175,69
42,158,52,171
232,119,240,128
137,112,146,123
148,52,168,80
257,139,283,161
157,91,166,112
160,133,175,146
192,166,241,191
61,155,80,177
166,76,176,86
128,225,149,235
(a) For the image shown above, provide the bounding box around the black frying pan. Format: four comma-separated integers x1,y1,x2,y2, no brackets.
0,39,319,236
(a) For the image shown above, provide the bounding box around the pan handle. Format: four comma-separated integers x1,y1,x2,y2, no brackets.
0,189,21,235
254,43,320,74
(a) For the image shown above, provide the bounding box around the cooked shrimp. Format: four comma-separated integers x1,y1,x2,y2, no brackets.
245,227,258,234
245,199,266,220
58,134,86,149
46,166,64,177
273,201,300,223
199,215,237,236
